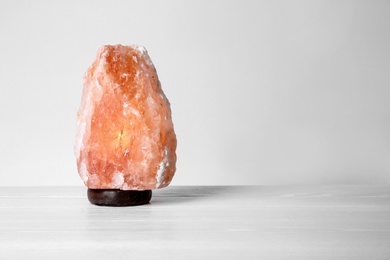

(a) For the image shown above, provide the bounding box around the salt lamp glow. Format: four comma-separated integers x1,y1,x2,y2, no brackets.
74,45,177,206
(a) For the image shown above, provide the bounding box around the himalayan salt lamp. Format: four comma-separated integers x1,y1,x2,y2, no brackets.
74,44,177,206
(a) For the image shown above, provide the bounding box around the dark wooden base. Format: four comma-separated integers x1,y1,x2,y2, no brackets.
87,189,152,207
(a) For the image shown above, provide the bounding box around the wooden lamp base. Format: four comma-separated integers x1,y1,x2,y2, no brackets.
87,189,152,207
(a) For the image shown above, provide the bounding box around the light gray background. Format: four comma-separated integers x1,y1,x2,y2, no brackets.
0,0,389,186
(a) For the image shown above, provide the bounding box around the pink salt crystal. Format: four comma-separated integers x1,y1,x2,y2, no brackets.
75,45,177,190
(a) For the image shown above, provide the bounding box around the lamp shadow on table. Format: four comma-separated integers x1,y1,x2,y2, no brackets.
150,186,244,205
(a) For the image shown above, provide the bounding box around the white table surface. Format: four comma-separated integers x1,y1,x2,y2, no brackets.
1,185,389,259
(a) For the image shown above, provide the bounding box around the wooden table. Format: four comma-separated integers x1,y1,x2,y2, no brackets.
1,186,389,259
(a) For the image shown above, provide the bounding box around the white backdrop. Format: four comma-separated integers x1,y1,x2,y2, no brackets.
0,0,389,186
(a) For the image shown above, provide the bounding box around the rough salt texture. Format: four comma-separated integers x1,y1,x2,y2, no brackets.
75,45,177,190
